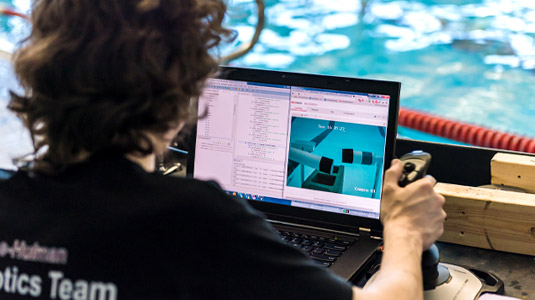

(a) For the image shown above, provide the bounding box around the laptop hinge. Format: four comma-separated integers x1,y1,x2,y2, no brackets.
359,227,383,240
265,214,360,235
270,219,359,237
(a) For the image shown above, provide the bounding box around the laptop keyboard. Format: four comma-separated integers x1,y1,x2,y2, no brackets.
277,229,356,267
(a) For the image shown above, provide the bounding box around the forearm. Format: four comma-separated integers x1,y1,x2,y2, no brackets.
352,225,424,300
350,159,445,300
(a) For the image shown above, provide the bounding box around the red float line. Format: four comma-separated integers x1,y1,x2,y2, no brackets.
3,6,535,153
399,108,535,153
0,7,28,19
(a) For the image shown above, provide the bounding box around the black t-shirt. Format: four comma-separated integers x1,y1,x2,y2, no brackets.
0,155,353,300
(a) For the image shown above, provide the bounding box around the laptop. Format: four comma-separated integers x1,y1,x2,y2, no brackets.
188,66,400,281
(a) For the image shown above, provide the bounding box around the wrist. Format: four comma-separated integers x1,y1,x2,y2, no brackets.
383,222,425,255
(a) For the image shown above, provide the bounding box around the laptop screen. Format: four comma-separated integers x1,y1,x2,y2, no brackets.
192,68,398,221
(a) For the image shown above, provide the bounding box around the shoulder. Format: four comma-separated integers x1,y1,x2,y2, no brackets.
0,168,27,195
148,174,257,218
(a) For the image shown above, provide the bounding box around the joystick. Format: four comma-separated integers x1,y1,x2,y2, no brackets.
421,244,451,290
366,151,505,299
399,151,450,290
399,150,431,187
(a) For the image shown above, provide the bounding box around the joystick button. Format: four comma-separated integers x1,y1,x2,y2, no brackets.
403,162,416,173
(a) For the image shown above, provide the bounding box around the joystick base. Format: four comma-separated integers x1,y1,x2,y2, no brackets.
365,262,505,300
424,263,503,300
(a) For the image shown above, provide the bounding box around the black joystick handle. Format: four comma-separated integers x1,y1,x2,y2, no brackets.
421,244,440,290
399,151,448,290
398,151,431,187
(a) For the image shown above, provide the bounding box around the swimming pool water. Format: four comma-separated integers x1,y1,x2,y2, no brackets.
1,0,535,144
223,0,535,140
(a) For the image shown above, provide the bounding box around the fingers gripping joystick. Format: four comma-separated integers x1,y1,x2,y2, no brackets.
399,151,450,290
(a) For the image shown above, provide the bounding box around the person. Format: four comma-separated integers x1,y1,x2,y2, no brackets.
0,0,446,299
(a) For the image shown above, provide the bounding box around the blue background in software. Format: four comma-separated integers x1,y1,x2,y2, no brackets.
287,116,385,199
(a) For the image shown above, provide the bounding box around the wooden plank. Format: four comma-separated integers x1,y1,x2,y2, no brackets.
491,153,535,194
435,182,535,256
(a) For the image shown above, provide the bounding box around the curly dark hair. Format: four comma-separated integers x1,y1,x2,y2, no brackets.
9,0,234,172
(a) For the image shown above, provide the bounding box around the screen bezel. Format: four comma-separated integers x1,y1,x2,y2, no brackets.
187,66,400,234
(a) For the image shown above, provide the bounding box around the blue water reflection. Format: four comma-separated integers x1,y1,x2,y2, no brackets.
223,0,535,137
1,0,535,139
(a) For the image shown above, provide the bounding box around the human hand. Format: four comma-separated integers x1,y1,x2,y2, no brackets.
380,159,446,250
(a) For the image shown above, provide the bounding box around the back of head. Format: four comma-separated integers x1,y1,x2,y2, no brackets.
9,0,233,173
